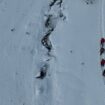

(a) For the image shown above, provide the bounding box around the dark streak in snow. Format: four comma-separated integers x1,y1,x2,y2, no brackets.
36,64,48,79
81,62,85,66
26,32,30,35
11,28,15,32
85,0,95,4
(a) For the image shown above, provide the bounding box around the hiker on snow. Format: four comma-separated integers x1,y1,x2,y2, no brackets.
101,59,105,67
100,47,105,55
100,38,105,47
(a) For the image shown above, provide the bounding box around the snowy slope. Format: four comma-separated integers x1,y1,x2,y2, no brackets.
0,0,45,105
0,0,105,105
51,0,105,105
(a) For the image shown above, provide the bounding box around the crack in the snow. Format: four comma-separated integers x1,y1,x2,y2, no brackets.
41,28,54,52
41,0,65,54
49,0,58,8
36,3,66,100
36,0,66,80
45,15,53,28
34,0,66,104
49,0,63,8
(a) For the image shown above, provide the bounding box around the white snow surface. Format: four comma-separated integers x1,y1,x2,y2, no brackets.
0,0,105,105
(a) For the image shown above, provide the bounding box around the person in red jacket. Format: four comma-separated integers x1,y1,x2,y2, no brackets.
100,38,105,47
101,59,105,67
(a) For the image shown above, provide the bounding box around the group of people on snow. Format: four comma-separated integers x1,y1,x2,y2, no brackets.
100,38,105,76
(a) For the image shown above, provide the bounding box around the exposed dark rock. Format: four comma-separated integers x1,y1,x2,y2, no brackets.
45,15,53,28
49,0,58,8
26,32,30,35
36,64,48,79
57,0,62,7
85,0,95,4
59,12,66,20
11,28,15,32
41,34,52,52
41,28,54,52
81,62,85,65
70,50,73,53
49,0,63,8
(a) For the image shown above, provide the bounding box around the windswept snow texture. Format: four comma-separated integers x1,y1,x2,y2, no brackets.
0,0,105,105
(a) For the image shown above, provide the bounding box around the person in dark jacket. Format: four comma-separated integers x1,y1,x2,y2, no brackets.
102,70,105,77
100,47,105,55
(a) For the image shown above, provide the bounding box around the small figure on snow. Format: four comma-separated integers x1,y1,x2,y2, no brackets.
102,70,105,77
100,47,105,55
36,64,48,79
100,59,105,67
100,38,105,47
36,70,47,79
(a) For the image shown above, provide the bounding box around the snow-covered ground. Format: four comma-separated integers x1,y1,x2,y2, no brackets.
0,0,105,105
